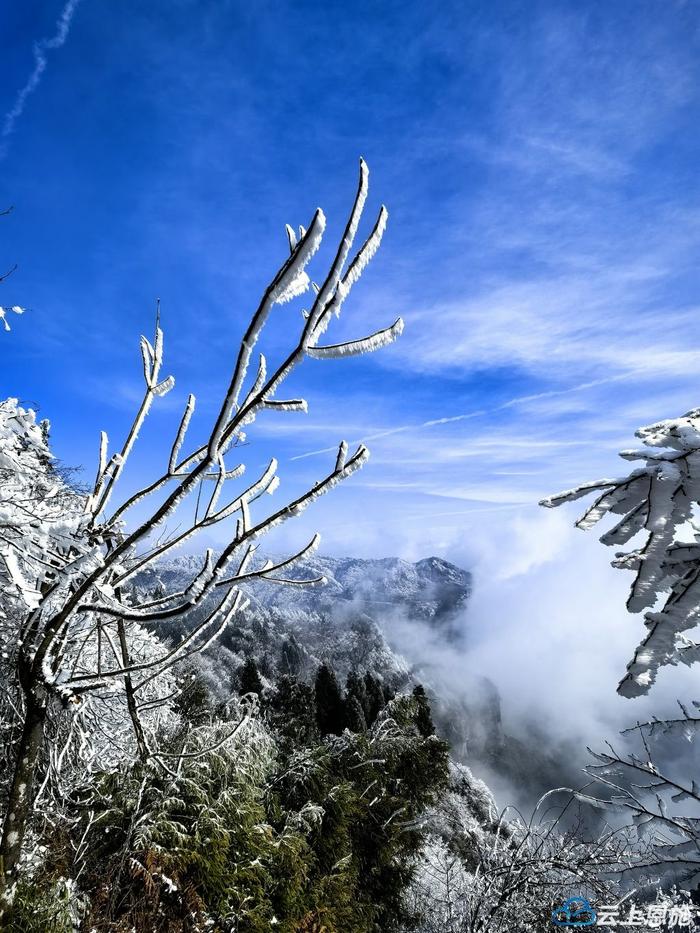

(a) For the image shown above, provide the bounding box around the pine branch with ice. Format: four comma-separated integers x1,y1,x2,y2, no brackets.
542,408,700,697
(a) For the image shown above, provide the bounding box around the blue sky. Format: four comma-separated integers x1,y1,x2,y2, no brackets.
4,0,700,730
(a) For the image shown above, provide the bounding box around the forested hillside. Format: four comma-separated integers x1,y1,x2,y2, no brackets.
0,396,632,931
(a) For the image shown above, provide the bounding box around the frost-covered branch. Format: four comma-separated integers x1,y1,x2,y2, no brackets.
541,408,700,697
408,787,627,933
562,724,700,884
0,159,402,903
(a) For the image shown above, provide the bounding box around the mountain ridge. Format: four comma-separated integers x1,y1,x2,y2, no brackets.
135,551,575,804
146,552,472,638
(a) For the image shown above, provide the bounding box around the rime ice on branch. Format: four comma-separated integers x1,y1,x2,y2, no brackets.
541,407,700,698
0,206,25,331
0,159,402,902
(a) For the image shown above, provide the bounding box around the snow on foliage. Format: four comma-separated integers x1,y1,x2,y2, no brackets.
0,399,177,796
407,763,624,933
542,407,700,697
0,305,25,331
0,160,404,903
0,398,81,612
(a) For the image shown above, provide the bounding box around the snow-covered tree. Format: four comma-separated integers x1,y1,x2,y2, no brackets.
542,408,700,894
407,778,625,933
576,716,700,886
542,407,700,697
0,159,403,906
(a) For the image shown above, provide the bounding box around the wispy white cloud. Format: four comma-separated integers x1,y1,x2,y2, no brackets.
345,10,700,396
290,372,634,462
400,275,700,381
1,0,83,157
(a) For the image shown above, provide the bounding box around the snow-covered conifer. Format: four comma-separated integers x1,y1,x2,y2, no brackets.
542,407,700,697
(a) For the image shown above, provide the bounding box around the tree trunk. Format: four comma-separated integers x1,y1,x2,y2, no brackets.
117,618,150,763
0,690,47,907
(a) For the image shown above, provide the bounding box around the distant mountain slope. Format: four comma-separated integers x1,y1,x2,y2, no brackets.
144,553,471,638
134,552,574,804
135,551,485,742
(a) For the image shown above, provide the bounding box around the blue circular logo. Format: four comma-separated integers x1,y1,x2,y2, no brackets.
552,897,597,927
